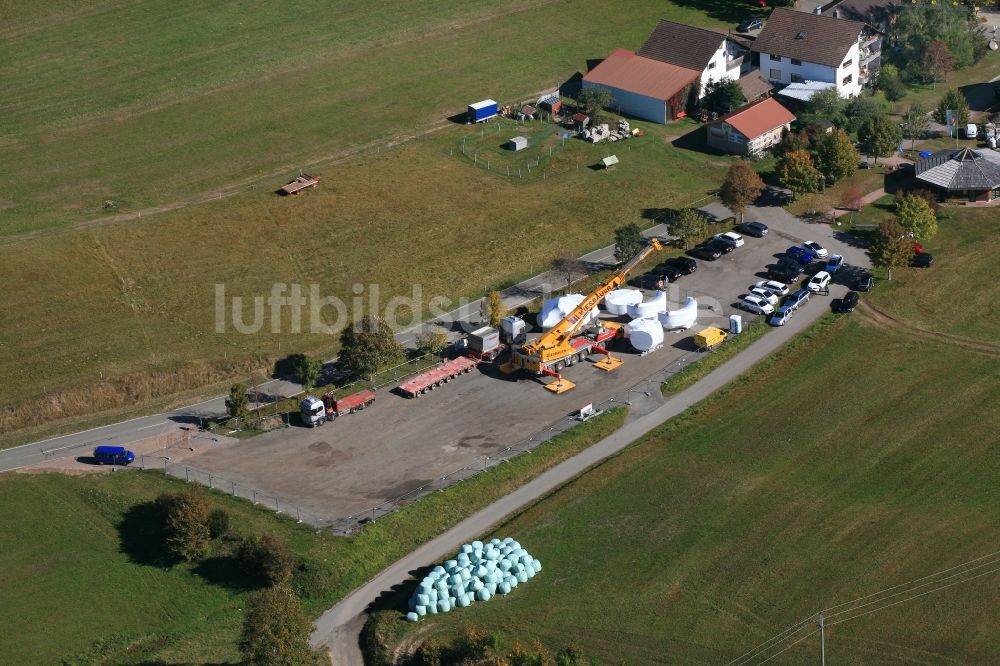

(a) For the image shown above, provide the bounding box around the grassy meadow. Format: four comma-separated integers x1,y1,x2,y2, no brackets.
379,213,1000,663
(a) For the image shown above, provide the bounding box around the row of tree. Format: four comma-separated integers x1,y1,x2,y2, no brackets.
871,193,940,280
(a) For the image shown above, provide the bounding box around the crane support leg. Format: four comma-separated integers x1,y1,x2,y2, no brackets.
590,345,624,372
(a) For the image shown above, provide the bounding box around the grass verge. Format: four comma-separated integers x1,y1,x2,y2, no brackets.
660,318,769,396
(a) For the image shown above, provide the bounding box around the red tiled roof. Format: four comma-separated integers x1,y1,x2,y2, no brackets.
719,97,796,139
583,49,700,101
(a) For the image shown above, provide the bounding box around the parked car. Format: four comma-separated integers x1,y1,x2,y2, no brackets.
738,17,764,32
802,241,829,259
634,272,671,290
689,244,722,261
776,257,806,275
785,246,816,264
855,274,875,292
93,445,136,466
662,256,698,274
705,238,735,254
741,294,775,315
786,288,810,310
910,253,934,268
965,123,978,139
769,264,801,283
714,231,745,248
769,304,794,326
912,241,925,254
807,271,832,293
748,287,779,306
658,265,685,282
753,280,789,297
825,254,845,273
839,291,860,313
738,220,769,237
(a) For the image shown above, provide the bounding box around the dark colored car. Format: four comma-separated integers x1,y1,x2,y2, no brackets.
705,239,735,255
776,257,806,275
93,445,136,465
840,291,860,313
661,257,697,274
855,274,875,292
634,271,673,290
689,244,722,261
785,246,816,264
910,253,934,268
768,264,800,283
738,221,769,237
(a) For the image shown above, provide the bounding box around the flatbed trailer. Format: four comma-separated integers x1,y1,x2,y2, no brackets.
280,174,320,195
322,389,376,418
398,357,478,398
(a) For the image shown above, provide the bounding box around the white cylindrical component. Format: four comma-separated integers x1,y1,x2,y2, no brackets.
628,317,664,352
604,289,643,315
627,290,667,319
537,293,597,329
659,297,698,330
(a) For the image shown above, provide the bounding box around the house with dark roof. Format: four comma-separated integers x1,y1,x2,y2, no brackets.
820,0,898,32
581,49,701,123
914,148,1000,203
706,97,796,156
752,8,878,97
637,20,750,99
737,71,774,104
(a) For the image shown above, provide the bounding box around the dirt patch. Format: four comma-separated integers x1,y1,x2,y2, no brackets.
857,301,1000,358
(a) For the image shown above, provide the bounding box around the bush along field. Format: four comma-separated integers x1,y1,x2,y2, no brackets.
376,214,1000,663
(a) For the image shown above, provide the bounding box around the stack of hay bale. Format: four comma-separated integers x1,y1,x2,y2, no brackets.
406,538,542,621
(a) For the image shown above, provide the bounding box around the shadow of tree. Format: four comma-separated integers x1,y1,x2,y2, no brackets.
192,555,259,592
118,501,172,568
669,0,767,25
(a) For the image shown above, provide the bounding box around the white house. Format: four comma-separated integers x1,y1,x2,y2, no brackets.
752,8,870,98
706,97,797,157
636,20,750,99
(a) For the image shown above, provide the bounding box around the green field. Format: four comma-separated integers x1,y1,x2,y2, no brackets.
380,212,1000,663
0,407,625,664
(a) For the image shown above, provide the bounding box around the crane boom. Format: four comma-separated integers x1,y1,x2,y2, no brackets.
520,238,663,359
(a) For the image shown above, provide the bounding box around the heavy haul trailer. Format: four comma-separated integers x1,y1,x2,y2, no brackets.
321,389,376,418
508,238,664,393
398,356,478,398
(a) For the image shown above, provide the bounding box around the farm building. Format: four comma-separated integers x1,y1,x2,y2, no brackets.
636,20,750,99
706,97,796,157
581,49,700,123
914,148,1000,203
539,95,562,114
737,71,774,104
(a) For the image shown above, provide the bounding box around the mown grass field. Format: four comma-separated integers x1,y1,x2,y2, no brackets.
382,214,1000,663
0,407,626,664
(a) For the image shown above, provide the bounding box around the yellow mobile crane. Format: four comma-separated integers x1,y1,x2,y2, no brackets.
509,238,663,393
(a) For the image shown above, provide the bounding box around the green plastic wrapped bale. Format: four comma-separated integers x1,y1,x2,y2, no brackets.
434,579,448,592
407,612,419,622
456,594,470,608
525,565,535,578
415,605,427,617
505,575,518,588
460,569,471,581
490,538,501,546
445,559,458,570
486,582,497,595
427,603,438,614
475,565,488,578
476,587,491,602
432,566,446,575
499,582,512,595
451,574,463,586
532,559,542,571
485,560,497,572
516,571,528,583
472,540,484,550
499,558,512,571
416,593,430,606
438,599,450,613
461,543,473,554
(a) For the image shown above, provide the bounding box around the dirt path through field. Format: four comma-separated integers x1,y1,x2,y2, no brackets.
856,301,1000,358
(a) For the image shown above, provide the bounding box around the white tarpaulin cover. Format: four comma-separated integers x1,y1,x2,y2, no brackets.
627,290,667,319
659,296,698,330
603,289,643,315
537,294,597,329
626,317,664,352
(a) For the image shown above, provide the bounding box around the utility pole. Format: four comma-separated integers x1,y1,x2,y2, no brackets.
818,612,826,666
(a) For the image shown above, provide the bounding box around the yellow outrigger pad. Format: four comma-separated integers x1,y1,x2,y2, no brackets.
498,362,518,374
593,356,624,372
544,378,576,394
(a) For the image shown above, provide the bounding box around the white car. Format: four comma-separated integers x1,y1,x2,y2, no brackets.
714,231,745,248
803,241,829,259
748,287,779,306
753,280,789,297
807,271,832,293
741,294,775,315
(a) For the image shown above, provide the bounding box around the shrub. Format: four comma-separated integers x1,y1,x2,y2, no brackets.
156,490,210,563
239,585,317,666
207,509,230,539
236,534,296,586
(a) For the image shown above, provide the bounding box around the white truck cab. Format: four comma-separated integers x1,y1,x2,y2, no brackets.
300,396,326,427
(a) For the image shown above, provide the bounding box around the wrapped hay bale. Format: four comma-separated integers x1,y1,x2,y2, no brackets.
460,569,471,581
532,559,542,572
415,605,427,617
499,581,512,595
456,594,470,608
476,587,492,602
416,593,430,607
427,603,438,614
407,612,419,622
516,571,528,583
487,582,498,595
438,599,450,613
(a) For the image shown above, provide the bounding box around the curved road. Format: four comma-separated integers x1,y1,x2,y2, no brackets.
310,280,853,665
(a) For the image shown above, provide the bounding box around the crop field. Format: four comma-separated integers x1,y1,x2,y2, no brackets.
380,216,1000,663
0,0,745,446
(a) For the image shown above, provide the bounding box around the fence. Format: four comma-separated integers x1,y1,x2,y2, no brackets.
143,313,757,534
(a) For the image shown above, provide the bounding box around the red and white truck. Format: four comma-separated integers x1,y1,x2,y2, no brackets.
299,389,376,426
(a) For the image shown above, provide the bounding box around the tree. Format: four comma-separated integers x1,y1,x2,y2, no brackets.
878,63,907,102
840,186,865,212
870,218,914,280
577,87,614,120
844,95,887,136
801,88,847,128
293,355,322,391
236,534,296,586
226,383,250,423
857,115,901,166
814,128,859,180
669,208,706,249
703,79,744,115
934,88,970,131
208,509,230,539
895,194,938,242
239,585,318,666
551,255,588,290
157,490,211,563
922,40,955,89
613,223,644,263
719,161,765,222
481,290,508,328
777,150,820,199
414,329,449,356
772,128,812,159
900,104,929,151
337,316,405,380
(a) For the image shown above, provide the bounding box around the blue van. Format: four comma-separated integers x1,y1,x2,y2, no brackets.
93,445,135,466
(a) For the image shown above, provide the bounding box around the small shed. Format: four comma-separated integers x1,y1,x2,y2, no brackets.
518,104,537,120
601,155,619,169
508,136,529,151
571,112,590,130
540,95,562,114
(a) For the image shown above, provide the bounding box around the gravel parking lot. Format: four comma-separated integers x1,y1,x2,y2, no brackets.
186,204,870,522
